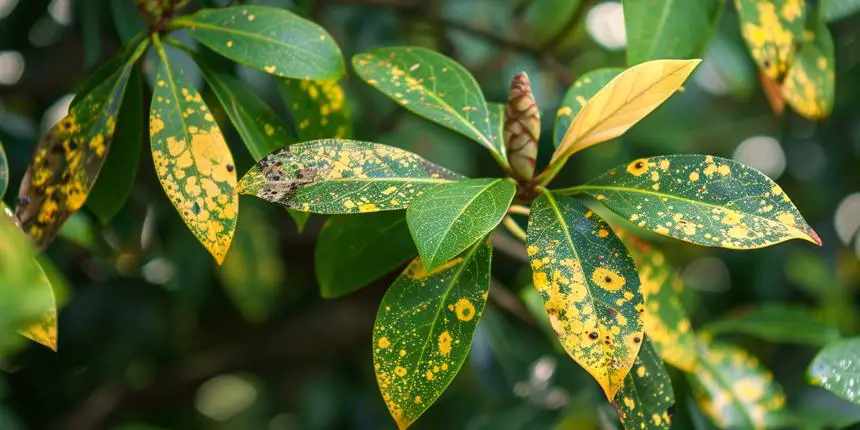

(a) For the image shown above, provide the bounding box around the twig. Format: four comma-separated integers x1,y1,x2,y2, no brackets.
503,216,528,242
508,205,530,216
490,278,537,326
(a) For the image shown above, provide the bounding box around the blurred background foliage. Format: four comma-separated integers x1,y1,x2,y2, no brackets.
1,0,860,429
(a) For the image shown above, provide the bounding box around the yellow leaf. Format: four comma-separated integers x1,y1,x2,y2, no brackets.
18,260,58,351
553,59,701,163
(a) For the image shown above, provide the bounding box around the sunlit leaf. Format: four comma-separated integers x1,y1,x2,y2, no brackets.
687,338,787,429
735,0,804,79
17,259,57,351
150,51,238,264
565,155,821,249
526,192,644,400
278,78,352,140
407,178,515,270
553,59,700,163
705,304,840,346
808,337,860,404
316,211,415,298
352,47,506,166
179,5,344,80
374,238,492,429
781,19,835,119
623,0,724,65
237,139,462,214
554,68,622,148
822,0,860,21
614,338,674,429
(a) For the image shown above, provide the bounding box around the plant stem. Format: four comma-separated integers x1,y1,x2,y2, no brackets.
150,33,168,65
503,216,528,242
508,205,530,216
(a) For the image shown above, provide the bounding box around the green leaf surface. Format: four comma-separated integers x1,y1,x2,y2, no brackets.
623,0,724,65
279,78,352,140
705,304,840,346
17,258,58,351
373,238,492,429
407,178,514,271
0,140,7,198
71,34,147,109
352,47,505,165
614,338,675,429
781,18,835,119
86,67,143,224
808,337,860,404
526,192,644,400
822,0,860,21
554,68,622,148
566,155,820,249
237,139,462,214
316,211,415,298
180,5,344,80
734,0,805,79
110,0,146,44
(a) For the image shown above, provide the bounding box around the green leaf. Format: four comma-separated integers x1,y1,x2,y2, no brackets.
0,140,7,198
734,0,805,79
808,337,860,404
71,34,147,109
781,18,835,119
17,258,58,351
179,5,344,80
554,68,622,148
352,47,506,166
86,67,143,224
614,338,675,429
110,0,146,44
237,139,462,214
566,155,821,249
150,44,238,264
316,211,415,298
374,238,492,429
623,0,724,65
526,192,644,400
407,178,515,271
278,78,352,140
704,304,840,346
822,0,860,21
487,102,505,157
687,338,787,429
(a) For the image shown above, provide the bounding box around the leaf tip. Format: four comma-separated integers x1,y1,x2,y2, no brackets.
806,227,823,246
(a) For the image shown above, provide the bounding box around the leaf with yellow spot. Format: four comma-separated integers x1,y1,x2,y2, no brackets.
613,337,674,430
237,139,462,214
526,192,644,400
687,337,788,429
553,68,622,148
562,155,821,249
279,78,352,140
781,18,835,119
150,50,238,264
552,59,700,164
352,47,508,168
178,6,344,80
18,258,58,351
373,238,492,429
407,178,515,271
16,40,148,249
735,0,805,80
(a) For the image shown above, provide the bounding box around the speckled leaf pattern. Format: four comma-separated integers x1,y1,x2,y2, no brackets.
181,6,344,80
553,60,700,163
618,229,697,372
0,141,7,198
279,78,352,140
570,155,820,249
554,68,622,148
705,304,840,346
374,238,492,429
16,42,145,249
781,19,835,119
735,0,805,79
526,192,644,400
18,259,58,351
237,139,462,214
614,338,674,430
687,338,787,429
407,178,515,271
352,47,505,165
150,56,238,264
623,0,724,65
808,337,860,404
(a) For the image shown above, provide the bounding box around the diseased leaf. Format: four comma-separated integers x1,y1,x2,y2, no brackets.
687,338,787,429
278,78,352,140
553,59,700,163
614,338,674,429
567,155,821,249
407,178,515,271
18,259,58,351
180,5,344,80
0,140,7,198
822,0,860,21
150,51,238,264
526,192,644,400
237,139,462,214
316,211,415,298
374,238,492,429
71,34,147,109
808,337,860,404
705,304,840,346
781,19,835,119
352,47,506,166
624,0,724,65
554,68,623,148
735,0,805,79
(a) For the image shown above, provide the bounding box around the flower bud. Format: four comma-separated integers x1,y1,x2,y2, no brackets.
504,72,540,181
